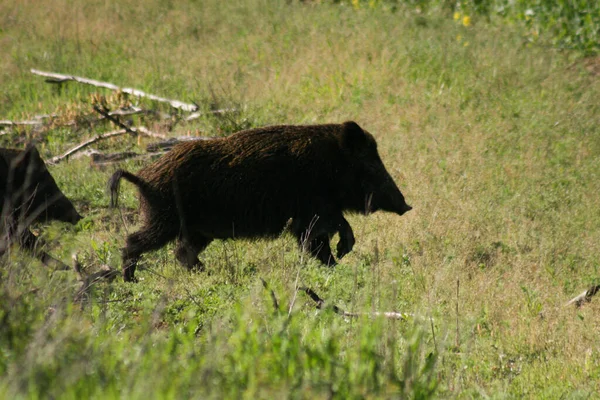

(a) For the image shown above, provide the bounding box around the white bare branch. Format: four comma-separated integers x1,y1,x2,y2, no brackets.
31,69,199,112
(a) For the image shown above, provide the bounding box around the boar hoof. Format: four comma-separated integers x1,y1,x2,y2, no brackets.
123,274,138,283
175,245,205,272
336,235,355,260
187,261,205,273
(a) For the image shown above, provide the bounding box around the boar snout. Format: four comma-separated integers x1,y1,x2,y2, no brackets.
396,203,412,216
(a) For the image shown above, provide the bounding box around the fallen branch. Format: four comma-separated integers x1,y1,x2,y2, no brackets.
1,108,152,131
0,119,46,127
146,136,214,152
0,114,59,127
47,127,162,165
299,286,410,320
31,68,199,112
566,285,600,308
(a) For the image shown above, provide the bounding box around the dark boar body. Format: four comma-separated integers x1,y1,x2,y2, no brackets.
0,145,82,268
110,121,411,282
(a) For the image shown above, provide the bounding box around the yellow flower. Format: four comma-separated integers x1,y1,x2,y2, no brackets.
462,16,471,27
456,34,462,42
453,12,461,21
352,0,360,9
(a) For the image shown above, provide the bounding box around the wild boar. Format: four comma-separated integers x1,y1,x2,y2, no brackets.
0,145,82,267
109,121,411,282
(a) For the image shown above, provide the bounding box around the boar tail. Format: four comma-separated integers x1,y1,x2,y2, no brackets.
108,169,148,208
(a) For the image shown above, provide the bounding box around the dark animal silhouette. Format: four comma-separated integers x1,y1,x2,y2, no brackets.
0,145,82,268
109,121,411,282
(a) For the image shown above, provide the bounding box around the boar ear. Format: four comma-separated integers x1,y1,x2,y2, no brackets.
13,144,43,174
23,144,42,161
341,121,367,149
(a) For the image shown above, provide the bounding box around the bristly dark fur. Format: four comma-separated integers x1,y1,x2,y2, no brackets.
109,121,412,282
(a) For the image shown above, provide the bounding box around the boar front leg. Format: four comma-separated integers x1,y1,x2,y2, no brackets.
307,234,336,266
175,233,213,272
335,217,355,260
292,211,352,266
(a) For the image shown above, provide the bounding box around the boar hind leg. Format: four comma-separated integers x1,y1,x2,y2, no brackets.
175,234,212,272
122,225,176,282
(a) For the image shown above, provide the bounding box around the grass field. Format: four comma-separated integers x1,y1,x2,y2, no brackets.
1,0,600,398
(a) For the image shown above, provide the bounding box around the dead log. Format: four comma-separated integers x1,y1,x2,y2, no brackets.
31,69,199,112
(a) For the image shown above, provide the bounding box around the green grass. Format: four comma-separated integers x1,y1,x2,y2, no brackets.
1,0,600,398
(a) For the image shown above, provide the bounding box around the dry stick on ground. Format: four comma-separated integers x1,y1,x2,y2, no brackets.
48,107,166,165
0,108,148,129
299,286,410,320
0,119,47,127
31,69,199,112
47,129,134,165
565,285,600,307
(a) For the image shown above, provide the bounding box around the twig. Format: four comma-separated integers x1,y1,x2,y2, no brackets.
31,68,199,112
566,285,600,307
299,286,410,320
47,129,130,165
92,104,136,135
260,277,280,314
